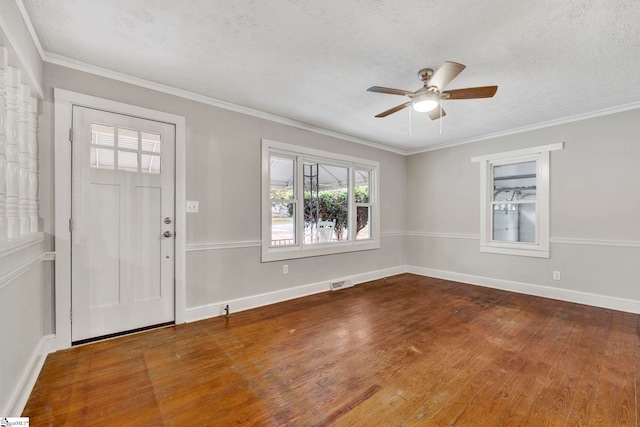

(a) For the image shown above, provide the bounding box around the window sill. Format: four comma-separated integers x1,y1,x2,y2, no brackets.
480,245,549,259
261,239,380,262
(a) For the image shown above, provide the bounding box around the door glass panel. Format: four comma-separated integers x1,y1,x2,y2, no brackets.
91,124,115,146
118,128,139,150
141,154,161,174
118,150,138,172
141,132,162,153
90,147,115,170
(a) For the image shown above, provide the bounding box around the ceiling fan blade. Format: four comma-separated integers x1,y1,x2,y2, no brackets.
427,107,446,120
441,86,498,99
375,102,411,118
367,86,412,96
429,61,466,90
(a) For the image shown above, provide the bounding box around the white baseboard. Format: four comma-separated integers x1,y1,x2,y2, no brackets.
187,262,640,324
407,266,640,314
4,334,56,417
351,265,406,285
185,266,406,322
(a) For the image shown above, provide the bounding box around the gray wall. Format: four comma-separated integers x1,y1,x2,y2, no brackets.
0,0,43,92
407,109,640,300
0,3,48,415
42,62,408,311
0,244,46,413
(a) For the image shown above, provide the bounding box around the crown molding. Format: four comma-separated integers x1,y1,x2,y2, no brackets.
15,0,405,155
43,52,407,156
14,0,46,59
406,102,640,155
16,0,640,157
44,52,640,158
0,0,44,98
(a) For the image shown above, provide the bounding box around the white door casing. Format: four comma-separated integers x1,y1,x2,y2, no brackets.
54,89,186,349
71,106,175,341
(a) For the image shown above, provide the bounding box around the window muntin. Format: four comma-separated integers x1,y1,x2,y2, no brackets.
262,140,379,262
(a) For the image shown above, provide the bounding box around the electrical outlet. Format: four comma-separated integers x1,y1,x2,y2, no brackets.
186,200,199,213
283,264,288,274
553,271,561,280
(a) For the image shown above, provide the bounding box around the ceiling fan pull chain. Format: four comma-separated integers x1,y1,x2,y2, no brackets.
409,108,412,137
439,105,443,135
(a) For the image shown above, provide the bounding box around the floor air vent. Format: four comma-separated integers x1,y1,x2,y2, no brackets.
329,278,354,291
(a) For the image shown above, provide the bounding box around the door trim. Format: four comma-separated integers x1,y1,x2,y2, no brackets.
54,88,186,350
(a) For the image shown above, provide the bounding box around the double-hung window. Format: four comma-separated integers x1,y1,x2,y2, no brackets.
262,139,380,262
471,143,563,258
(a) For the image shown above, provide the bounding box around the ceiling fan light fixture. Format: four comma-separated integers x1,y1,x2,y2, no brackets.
412,92,439,112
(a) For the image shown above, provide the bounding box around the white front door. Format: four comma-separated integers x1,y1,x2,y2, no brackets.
71,106,176,342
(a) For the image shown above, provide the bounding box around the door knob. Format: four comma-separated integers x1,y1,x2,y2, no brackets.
164,231,173,238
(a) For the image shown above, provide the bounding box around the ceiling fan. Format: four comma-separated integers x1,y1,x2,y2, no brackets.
367,61,498,120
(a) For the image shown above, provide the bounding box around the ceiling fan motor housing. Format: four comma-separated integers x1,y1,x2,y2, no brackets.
417,68,434,83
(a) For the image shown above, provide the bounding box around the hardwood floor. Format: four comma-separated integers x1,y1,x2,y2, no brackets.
24,274,639,426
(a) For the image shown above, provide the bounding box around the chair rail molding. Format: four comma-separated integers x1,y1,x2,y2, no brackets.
406,231,640,249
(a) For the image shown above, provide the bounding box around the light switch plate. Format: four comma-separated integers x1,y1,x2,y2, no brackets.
186,200,199,213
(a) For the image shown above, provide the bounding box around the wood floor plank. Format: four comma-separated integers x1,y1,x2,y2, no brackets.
22,274,640,426
563,309,613,426
428,298,568,426
589,311,635,426
610,312,636,426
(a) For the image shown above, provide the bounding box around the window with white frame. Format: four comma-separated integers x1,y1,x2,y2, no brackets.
471,143,563,258
262,139,380,262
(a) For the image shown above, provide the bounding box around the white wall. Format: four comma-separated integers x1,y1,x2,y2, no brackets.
42,62,408,317
407,109,640,307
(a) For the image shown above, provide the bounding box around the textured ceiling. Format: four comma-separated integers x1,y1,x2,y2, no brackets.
21,0,640,153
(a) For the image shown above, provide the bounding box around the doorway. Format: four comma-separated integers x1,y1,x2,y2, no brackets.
71,106,176,342
54,89,186,349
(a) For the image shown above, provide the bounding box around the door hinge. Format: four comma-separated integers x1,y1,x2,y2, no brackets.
69,218,73,233
69,128,73,142
70,308,73,321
